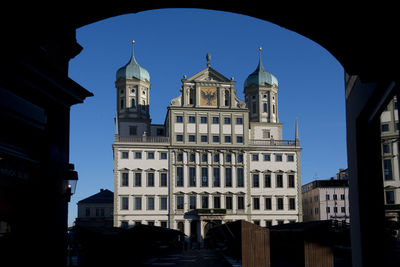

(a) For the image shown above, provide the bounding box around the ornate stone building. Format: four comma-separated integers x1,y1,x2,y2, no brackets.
113,42,302,245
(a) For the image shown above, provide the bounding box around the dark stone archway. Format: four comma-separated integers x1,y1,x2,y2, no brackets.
0,5,399,266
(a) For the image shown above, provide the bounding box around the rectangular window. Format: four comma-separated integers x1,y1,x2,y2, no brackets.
213,167,220,187
147,152,154,159
236,136,243,143
214,196,221,208
277,198,284,210
225,154,231,163
265,197,272,210
95,208,103,217
225,168,232,187
177,196,184,210
276,154,282,161
264,174,271,188
340,194,345,200
189,153,195,162
237,168,244,187
129,126,137,135
122,151,129,159
288,175,295,188
188,116,196,123
263,130,270,139
202,153,208,162
263,154,271,161
189,167,196,187
213,153,220,163
176,116,183,123
381,124,389,132
147,173,154,187
384,159,393,180
213,135,220,142
333,194,337,200
200,116,207,123
212,117,219,124
201,135,208,142
160,221,167,228
326,207,331,213
236,117,243,124
237,154,243,163
287,155,294,162
190,196,197,210
224,117,231,124
160,197,167,210
85,207,90,217
252,154,259,161
224,136,231,143
289,198,296,210
160,173,167,187
201,167,208,186
386,191,395,204
252,174,259,187
202,196,209,208
253,197,260,210
147,197,155,210
176,135,183,142
341,207,346,213
237,196,244,210
226,196,233,210
276,174,283,188
177,153,183,162
189,135,196,142
156,128,164,136
177,167,184,187
97,208,104,217
122,172,129,186
135,152,142,159
135,197,142,210
135,173,141,187
326,194,330,200
160,152,167,159
383,144,390,153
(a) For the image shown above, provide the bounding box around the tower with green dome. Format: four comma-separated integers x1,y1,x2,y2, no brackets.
115,40,151,136
244,47,279,124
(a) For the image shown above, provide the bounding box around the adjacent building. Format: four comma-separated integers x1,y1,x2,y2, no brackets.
75,189,114,228
112,42,302,245
302,176,350,223
381,96,400,221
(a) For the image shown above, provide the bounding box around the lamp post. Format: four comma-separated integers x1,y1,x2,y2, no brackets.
64,163,78,202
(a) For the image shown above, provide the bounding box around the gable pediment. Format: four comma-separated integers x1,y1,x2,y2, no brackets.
186,67,231,83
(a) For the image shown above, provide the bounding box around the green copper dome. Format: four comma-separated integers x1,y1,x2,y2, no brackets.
116,41,150,82
244,48,278,88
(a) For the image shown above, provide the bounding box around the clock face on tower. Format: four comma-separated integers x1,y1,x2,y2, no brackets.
200,87,218,106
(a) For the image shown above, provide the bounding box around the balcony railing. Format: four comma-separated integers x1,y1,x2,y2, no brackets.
248,139,299,146
115,135,170,143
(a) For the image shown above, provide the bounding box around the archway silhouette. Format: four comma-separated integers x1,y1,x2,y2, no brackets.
0,6,399,267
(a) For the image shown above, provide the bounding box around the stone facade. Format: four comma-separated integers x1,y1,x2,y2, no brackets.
113,43,302,245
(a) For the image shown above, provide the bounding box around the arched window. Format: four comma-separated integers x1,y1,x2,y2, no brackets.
120,99,124,109
263,103,267,112
131,98,135,108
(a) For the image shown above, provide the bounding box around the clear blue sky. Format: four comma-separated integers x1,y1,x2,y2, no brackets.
68,8,346,226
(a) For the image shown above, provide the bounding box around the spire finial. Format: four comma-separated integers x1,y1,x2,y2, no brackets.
206,53,211,67
132,40,135,45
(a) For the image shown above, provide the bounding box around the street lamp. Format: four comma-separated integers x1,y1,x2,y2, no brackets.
64,163,78,202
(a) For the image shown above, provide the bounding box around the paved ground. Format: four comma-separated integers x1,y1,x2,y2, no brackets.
141,248,233,267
